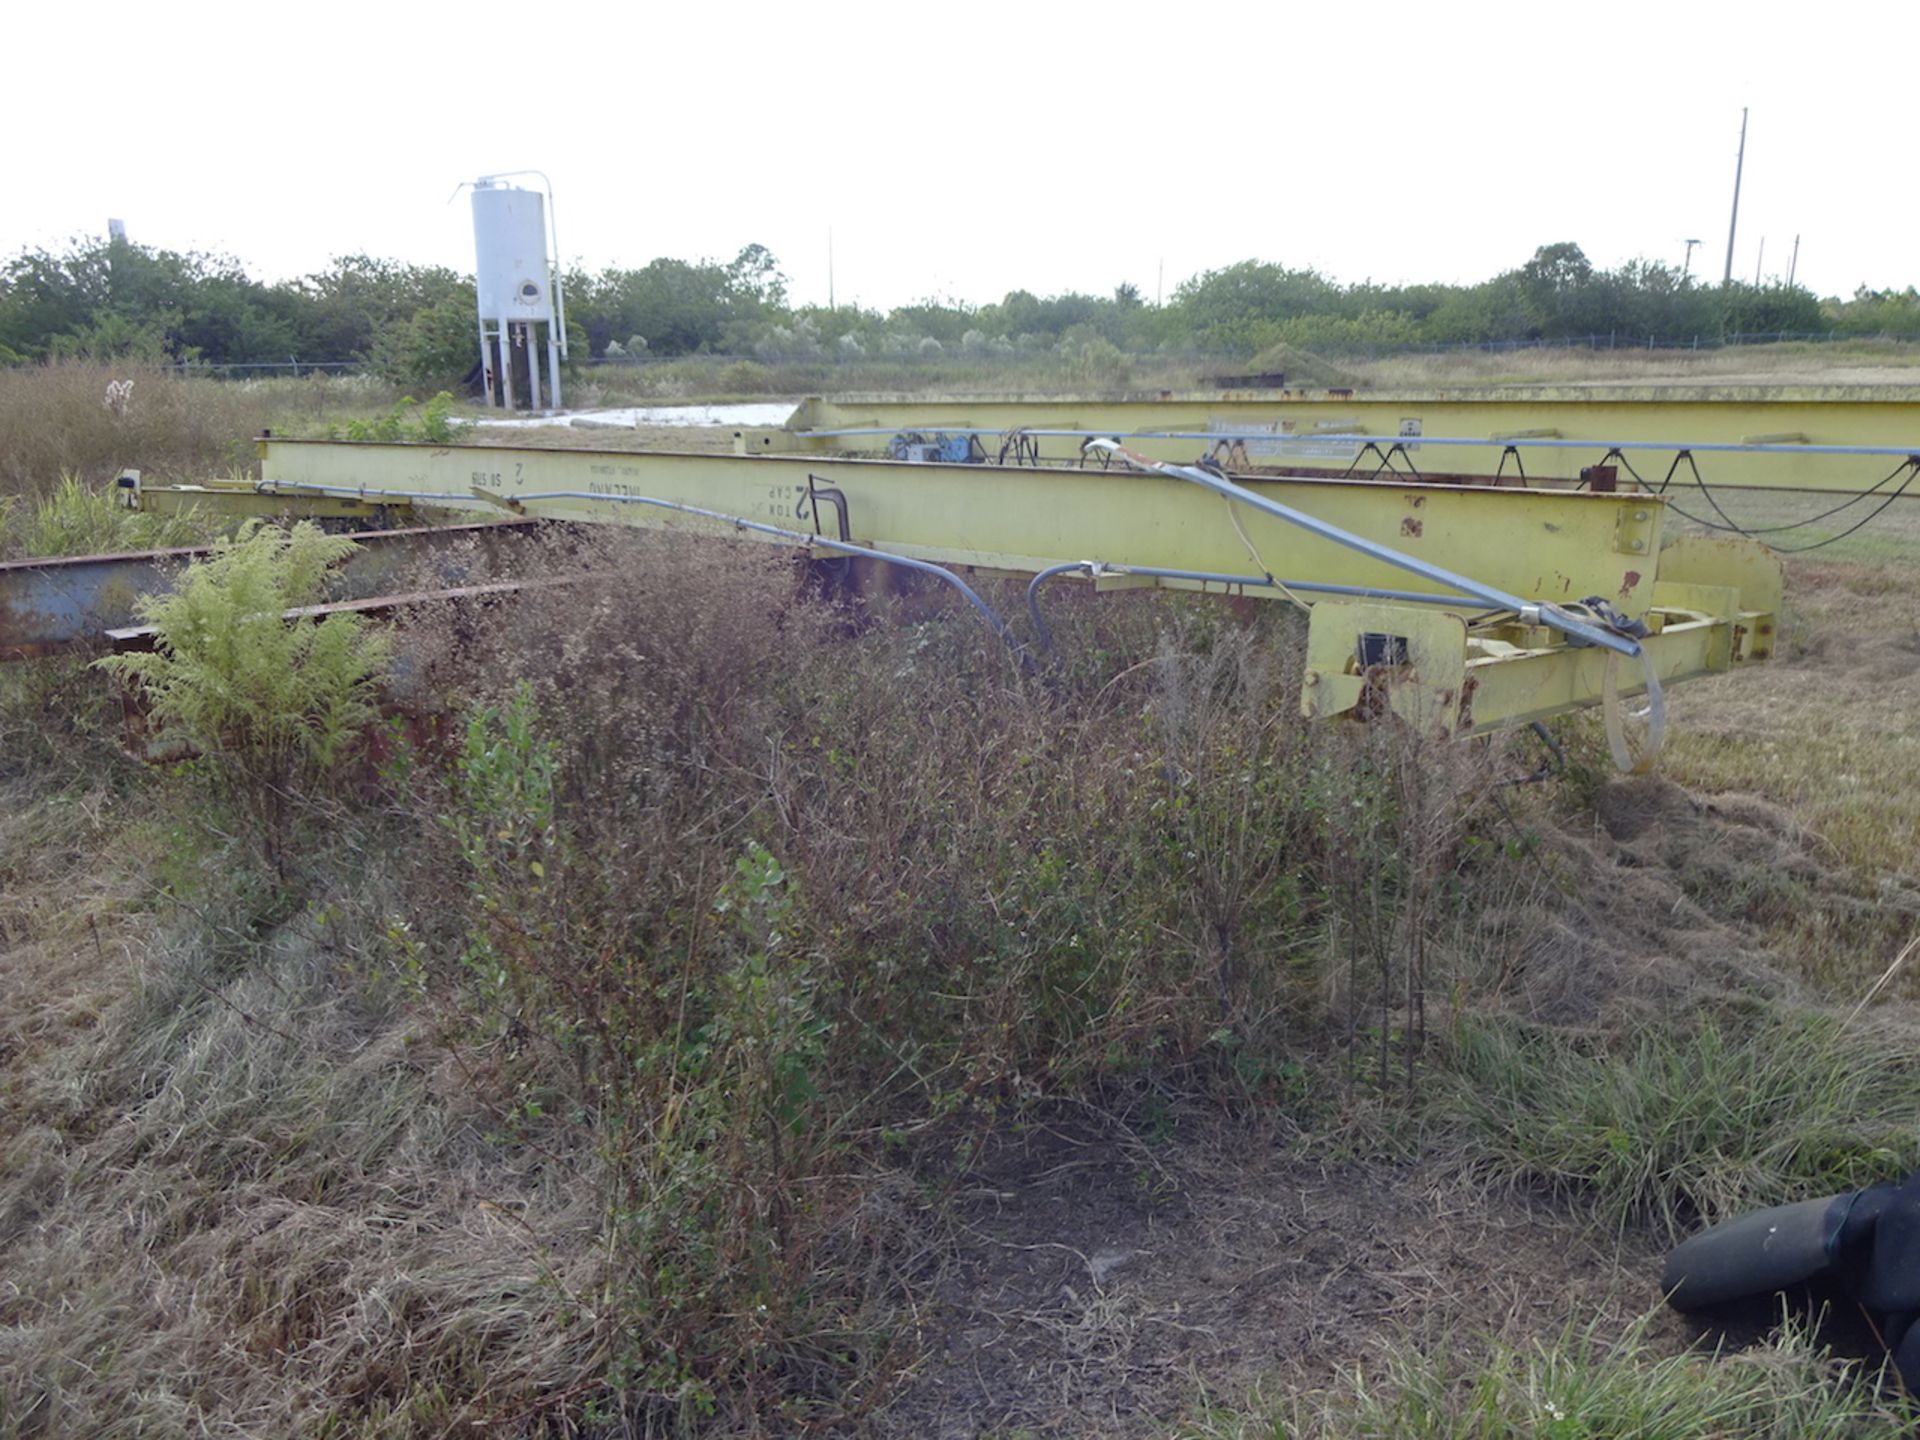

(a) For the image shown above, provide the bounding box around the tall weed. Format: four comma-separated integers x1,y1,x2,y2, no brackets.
0,362,270,496
342,533,1518,1425
0,472,210,560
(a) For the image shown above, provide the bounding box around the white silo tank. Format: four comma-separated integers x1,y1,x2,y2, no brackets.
472,185,554,323
470,179,563,410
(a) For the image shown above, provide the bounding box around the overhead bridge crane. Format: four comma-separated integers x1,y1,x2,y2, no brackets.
10,384,1914,772
0,434,1797,773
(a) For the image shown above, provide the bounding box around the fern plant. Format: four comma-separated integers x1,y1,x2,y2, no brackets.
96,520,392,875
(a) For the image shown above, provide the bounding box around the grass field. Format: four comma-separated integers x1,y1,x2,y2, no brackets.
1348,338,1920,389
2,356,1919,1435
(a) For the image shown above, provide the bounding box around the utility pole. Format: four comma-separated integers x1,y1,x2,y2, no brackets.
1722,107,1748,286
1755,237,1765,286
1787,234,1801,288
1683,238,1701,277
828,227,835,311
107,219,127,304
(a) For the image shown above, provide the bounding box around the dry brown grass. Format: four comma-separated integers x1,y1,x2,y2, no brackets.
1651,494,1920,996
0,901,611,1436
0,363,408,499
0,363,268,496
0,528,1538,1434
1665,674,1920,882
1347,339,1920,390
6,405,1920,1432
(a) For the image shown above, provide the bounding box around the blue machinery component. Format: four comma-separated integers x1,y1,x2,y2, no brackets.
885,432,982,464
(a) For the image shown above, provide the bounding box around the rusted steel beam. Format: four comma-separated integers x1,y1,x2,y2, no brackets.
100,578,547,653
107,575,577,762
0,520,547,661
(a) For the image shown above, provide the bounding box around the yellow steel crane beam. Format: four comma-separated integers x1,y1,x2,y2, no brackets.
235,438,1670,606
117,437,1783,767
776,387,1920,493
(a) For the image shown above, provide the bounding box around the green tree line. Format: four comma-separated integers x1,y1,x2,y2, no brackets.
4,233,1915,383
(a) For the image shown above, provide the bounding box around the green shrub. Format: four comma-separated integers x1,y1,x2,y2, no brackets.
0,472,209,560
366,289,481,388
713,359,776,394
1445,1012,1920,1235
334,390,464,443
406,679,860,1426
95,520,392,874
288,535,1516,1427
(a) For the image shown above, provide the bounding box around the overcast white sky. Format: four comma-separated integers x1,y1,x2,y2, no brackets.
11,0,1915,310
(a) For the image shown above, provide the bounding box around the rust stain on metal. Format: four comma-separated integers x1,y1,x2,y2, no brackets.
0,592,48,662
103,577,558,652
1401,517,1424,537
1621,569,1642,599
1355,665,1393,722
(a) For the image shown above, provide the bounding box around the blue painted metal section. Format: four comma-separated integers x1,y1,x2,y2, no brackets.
0,521,540,659
0,547,199,658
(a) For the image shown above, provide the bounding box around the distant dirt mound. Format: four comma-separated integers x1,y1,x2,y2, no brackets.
1241,342,1362,390
1595,776,1819,882
1592,774,1702,843
1789,625,1920,683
